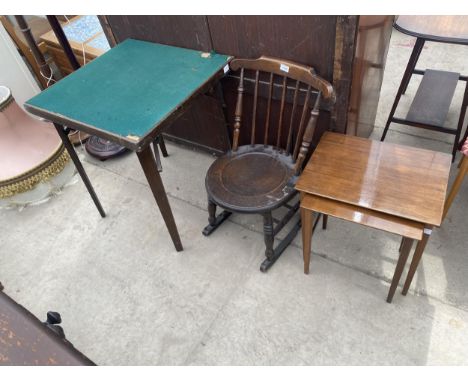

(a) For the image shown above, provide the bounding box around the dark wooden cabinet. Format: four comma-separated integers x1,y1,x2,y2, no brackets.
99,15,393,154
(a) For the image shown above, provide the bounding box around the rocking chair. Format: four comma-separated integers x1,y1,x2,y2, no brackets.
203,56,335,272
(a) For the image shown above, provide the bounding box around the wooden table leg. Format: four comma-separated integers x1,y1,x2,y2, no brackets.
301,207,313,274
387,237,413,303
53,123,106,218
402,229,432,296
322,214,328,230
152,140,163,172
398,237,404,252
157,135,169,158
137,145,183,252
443,155,467,220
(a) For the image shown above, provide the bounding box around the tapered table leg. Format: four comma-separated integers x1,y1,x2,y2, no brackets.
301,207,313,274
322,214,328,230
443,155,468,220
387,237,413,303
402,229,431,296
137,145,183,252
53,123,106,217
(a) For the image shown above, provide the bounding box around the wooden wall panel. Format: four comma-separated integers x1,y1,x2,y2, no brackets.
207,16,337,81
163,94,231,155
105,16,212,51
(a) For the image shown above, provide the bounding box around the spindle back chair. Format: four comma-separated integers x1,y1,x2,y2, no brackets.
203,56,335,272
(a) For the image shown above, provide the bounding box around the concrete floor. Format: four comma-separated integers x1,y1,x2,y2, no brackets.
1,30,468,365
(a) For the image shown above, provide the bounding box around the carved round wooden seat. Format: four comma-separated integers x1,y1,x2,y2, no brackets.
206,145,296,213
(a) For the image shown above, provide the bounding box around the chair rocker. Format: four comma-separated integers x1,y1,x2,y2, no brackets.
203,56,335,272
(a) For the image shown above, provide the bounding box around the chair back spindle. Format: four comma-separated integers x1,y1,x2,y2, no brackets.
232,67,245,152
276,76,288,150
293,85,311,161
264,72,274,146
294,92,321,175
286,80,300,155
229,56,334,166
251,70,260,146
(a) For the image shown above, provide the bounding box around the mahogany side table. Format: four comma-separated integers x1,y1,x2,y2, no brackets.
296,132,451,303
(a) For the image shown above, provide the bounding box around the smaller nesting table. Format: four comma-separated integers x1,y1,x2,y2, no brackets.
296,132,451,303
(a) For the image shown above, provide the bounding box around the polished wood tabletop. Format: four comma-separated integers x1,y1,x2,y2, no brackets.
395,16,468,45
295,132,451,226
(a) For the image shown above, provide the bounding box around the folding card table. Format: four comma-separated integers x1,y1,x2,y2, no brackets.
25,39,231,251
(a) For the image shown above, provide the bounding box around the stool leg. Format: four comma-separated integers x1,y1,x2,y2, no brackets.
301,208,313,274
402,229,431,296
381,38,425,142
401,40,424,95
387,237,413,303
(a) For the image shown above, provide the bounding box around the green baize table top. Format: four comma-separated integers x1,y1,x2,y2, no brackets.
25,39,231,150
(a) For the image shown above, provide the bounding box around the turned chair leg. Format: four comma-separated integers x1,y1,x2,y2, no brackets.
208,199,217,226
202,199,232,236
263,212,275,261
